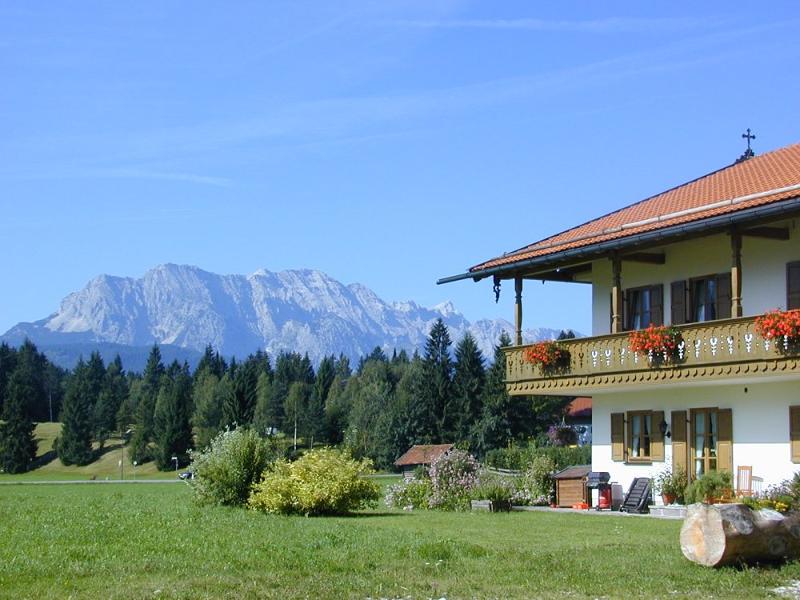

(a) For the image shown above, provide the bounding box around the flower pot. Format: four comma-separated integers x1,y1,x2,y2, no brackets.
662,493,677,505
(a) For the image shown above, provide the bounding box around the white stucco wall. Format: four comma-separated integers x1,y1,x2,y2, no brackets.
591,379,800,496
591,219,800,335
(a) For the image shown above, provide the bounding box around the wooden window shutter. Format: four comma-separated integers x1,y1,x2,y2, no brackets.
715,273,732,319
717,408,733,474
670,280,687,325
650,285,664,326
790,406,800,463
611,413,625,462
651,410,665,461
788,262,800,310
671,410,687,475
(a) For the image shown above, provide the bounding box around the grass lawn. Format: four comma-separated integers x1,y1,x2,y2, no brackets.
2,484,799,599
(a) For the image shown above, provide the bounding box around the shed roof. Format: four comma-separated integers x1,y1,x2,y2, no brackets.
394,444,453,467
553,465,591,480
460,143,800,279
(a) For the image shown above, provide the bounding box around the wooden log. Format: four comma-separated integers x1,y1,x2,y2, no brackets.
680,503,800,567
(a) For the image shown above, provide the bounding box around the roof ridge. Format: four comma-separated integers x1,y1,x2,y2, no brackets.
474,142,800,271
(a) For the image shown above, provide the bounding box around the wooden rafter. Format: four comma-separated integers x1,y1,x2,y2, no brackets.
741,226,790,240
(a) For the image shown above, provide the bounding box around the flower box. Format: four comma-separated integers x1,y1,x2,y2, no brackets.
522,341,570,373
755,309,800,354
628,325,682,365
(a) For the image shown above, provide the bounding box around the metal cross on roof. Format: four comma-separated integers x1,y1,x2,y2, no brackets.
742,128,756,151
735,128,756,163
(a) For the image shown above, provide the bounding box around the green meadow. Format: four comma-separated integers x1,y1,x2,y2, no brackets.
2,483,799,599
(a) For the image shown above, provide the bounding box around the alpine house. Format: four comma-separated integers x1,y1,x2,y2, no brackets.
439,141,800,494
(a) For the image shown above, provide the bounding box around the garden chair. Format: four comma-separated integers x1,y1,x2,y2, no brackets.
736,465,753,497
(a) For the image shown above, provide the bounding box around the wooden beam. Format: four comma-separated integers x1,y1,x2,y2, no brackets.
741,227,790,240
621,252,666,264
611,255,623,333
731,231,742,318
514,277,523,346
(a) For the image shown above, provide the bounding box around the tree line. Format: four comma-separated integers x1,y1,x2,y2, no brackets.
0,320,574,473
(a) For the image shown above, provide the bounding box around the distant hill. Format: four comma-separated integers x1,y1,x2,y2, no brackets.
2,264,579,369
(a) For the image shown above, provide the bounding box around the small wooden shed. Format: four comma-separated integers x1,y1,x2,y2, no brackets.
553,465,591,507
394,444,453,479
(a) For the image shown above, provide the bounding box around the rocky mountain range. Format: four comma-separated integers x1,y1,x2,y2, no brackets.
2,264,576,370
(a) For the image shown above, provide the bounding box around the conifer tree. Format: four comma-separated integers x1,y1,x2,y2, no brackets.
153,365,193,470
130,345,165,463
420,318,453,442
0,342,18,417
192,372,222,449
0,355,38,473
223,358,258,428
451,332,485,442
471,331,536,455
57,359,95,466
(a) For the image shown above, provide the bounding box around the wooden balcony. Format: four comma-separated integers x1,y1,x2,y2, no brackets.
504,316,800,395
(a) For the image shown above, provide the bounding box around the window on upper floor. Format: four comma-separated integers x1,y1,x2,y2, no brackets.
788,261,800,310
625,285,663,330
671,273,731,325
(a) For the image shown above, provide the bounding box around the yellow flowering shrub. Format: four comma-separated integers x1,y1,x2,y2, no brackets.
248,448,380,516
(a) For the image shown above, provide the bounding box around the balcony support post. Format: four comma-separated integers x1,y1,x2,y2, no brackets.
611,255,623,333
514,276,523,346
731,231,743,317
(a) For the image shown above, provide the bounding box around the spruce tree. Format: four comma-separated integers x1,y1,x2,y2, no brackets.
252,371,275,436
421,318,453,442
223,358,258,427
0,342,18,417
153,366,193,470
0,357,38,473
57,359,95,466
451,332,486,442
130,345,164,463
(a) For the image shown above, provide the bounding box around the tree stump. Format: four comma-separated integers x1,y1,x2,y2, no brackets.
680,503,800,567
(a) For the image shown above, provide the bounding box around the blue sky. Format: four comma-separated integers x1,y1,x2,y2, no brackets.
2,1,799,336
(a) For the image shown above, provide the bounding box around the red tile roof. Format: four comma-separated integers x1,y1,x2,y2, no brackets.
566,397,591,419
394,444,453,467
470,143,800,274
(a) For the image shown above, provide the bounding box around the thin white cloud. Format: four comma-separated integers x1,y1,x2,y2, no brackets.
89,168,233,187
392,16,708,33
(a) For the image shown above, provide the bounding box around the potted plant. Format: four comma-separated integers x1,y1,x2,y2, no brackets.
522,340,570,373
683,470,733,505
755,309,800,354
654,466,687,505
628,324,682,365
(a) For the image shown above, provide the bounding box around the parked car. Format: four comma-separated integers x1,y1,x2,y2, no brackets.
178,471,195,480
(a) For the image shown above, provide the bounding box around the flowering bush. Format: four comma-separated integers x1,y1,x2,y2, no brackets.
428,449,480,511
522,341,570,370
189,427,276,507
385,477,432,510
628,325,681,362
755,309,800,352
248,448,380,516
742,472,800,513
517,455,556,505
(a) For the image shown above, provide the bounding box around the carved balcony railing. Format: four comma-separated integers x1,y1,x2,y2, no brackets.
504,316,800,395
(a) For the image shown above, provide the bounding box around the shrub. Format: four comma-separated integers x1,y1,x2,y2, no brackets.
248,448,380,516
517,455,556,505
189,427,275,507
484,444,591,472
385,477,432,510
428,449,480,511
683,470,732,504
